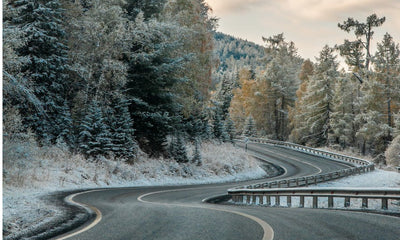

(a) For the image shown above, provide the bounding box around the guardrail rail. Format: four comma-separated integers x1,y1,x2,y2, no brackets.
230,138,400,212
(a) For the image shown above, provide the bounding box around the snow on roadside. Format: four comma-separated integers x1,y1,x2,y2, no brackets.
3,141,266,238
314,169,400,188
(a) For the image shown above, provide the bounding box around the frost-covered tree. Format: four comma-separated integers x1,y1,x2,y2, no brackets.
170,134,189,163
243,115,256,137
161,0,217,118
229,69,256,135
289,59,314,144
302,45,338,146
374,33,400,135
13,0,73,144
3,0,39,138
385,135,400,166
212,105,228,142
192,137,202,166
329,74,358,149
126,0,166,20
338,13,386,70
224,117,236,142
354,34,400,155
126,14,184,156
261,33,303,140
64,0,132,117
78,100,112,157
108,98,138,161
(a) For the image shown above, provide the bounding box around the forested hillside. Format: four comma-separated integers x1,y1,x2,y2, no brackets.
3,0,400,168
212,32,266,86
4,0,222,163
226,15,400,166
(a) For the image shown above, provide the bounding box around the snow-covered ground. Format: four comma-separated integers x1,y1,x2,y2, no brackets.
3,141,266,238
314,169,400,188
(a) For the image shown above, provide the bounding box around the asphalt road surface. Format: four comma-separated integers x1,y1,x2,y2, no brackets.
55,142,400,240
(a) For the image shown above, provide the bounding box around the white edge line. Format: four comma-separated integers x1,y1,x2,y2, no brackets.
55,190,103,240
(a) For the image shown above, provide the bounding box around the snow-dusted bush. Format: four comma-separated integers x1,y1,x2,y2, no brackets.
385,135,400,167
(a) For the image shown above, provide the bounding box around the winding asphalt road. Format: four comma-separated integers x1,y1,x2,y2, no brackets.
55,143,400,240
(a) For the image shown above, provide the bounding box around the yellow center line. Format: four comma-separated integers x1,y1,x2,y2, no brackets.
55,190,103,240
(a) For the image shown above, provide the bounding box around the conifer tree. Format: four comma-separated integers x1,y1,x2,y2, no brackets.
78,100,111,157
212,106,228,142
302,45,338,146
338,13,386,70
374,33,400,137
13,0,72,144
126,13,184,156
192,137,202,166
224,117,236,143
329,74,357,149
170,134,189,163
243,115,256,137
289,59,314,144
261,33,303,140
108,98,138,161
385,135,400,166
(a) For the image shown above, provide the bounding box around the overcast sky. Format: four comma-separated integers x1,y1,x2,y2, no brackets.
206,0,400,61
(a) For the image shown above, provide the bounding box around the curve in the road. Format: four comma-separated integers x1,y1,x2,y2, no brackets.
137,188,274,240
53,143,399,240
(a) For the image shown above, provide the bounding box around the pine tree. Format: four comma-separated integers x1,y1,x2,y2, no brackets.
108,98,138,161
224,117,236,143
329,74,357,149
261,33,303,140
13,0,72,144
170,134,189,163
78,101,111,158
126,13,184,157
192,137,202,166
212,106,228,142
302,45,338,146
385,135,400,166
374,33,400,139
338,13,386,70
289,59,314,144
243,115,256,137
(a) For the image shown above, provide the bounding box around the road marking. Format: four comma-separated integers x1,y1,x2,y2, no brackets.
56,190,103,240
138,188,274,240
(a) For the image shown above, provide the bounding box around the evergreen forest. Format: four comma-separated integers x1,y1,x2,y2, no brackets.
3,0,400,167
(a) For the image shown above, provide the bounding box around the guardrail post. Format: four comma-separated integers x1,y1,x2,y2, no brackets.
287,196,292,207
328,196,334,208
259,196,264,205
252,195,257,204
276,196,280,206
266,196,271,206
300,196,304,208
362,198,368,208
232,195,238,202
246,195,251,204
345,197,351,208
382,198,388,210
238,195,243,203
313,196,318,208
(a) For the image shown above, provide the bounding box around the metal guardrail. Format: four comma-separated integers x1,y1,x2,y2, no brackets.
234,137,375,190
229,188,400,210
229,138,400,211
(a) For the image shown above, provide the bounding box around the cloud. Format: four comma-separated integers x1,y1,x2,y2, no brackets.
206,0,268,14
281,0,400,20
